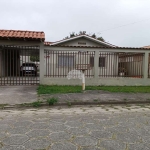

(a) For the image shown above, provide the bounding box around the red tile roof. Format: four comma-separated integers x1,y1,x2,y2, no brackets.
143,45,150,48
0,30,45,41
44,41,53,46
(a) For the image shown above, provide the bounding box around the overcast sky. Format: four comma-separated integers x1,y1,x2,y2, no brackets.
0,0,150,47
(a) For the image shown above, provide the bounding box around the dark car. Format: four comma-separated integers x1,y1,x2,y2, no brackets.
20,63,37,76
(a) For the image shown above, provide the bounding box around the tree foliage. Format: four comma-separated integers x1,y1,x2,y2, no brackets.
64,31,105,42
30,56,39,62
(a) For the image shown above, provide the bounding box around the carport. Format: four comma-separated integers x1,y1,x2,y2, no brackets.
0,30,45,85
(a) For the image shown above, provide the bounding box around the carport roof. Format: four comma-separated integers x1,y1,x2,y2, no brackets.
49,45,150,50
0,29,45,41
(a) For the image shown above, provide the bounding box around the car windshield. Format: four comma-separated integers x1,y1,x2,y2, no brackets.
22,63,35,67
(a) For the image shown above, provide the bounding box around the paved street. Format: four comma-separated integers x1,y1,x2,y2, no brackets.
0,104,150,150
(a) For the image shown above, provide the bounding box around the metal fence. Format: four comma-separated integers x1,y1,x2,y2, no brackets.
99,52,144,78
0,45,39,85
99,52,118,77
44,50,95,77
118,53,144,78
44,50,145,78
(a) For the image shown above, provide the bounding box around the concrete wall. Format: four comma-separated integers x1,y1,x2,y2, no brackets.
42,77,150,86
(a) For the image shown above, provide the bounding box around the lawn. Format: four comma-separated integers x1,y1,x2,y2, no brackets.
37,85,150,94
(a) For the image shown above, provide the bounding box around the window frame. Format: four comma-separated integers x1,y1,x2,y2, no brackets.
99,57,106,67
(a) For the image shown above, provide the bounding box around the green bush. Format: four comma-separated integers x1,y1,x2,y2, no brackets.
31,101,42,107
47,97,58,105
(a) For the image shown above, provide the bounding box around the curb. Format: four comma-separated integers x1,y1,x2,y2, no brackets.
1,100,150,110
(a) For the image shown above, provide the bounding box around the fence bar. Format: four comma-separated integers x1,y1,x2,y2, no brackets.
44,50,145,79
44,50,95,78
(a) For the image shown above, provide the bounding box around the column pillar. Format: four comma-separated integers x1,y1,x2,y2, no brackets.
39,42,45,84
94,51,99,79
143,52,149,79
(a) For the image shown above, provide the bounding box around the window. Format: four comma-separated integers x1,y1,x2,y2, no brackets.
90,57,106,67
99,57,105,67
90,57,94,67
58,55,74,67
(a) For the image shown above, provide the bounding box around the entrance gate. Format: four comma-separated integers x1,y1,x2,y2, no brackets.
0,45,40,85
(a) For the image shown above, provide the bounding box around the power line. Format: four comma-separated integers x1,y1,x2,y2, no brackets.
97,18,150,35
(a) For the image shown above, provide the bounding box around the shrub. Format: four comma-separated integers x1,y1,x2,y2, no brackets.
47,97,58,105
31,101,42,107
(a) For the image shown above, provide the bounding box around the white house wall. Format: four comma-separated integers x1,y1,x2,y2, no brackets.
127,61,142,76
99,52,119,77
57,37,105,47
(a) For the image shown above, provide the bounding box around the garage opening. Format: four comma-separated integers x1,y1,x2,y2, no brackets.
0,45,40,85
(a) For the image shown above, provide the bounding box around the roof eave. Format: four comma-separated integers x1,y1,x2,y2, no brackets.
50,35,115,47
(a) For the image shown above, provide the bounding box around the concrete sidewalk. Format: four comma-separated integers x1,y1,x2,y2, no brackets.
0,86,150,108
40,90,150,105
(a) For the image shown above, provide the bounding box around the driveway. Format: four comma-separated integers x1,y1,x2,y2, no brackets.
0,86,38,105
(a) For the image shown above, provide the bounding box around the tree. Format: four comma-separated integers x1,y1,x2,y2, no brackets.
64,31,105,42
70,32,75,38
91,33,96,39
97,37,105,42
30,56,39,62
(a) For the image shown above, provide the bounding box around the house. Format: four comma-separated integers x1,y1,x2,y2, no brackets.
0,29,150,86
44,34,119,78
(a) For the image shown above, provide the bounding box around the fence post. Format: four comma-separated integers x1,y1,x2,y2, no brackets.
40,42,45,84
94,51,99,79
143,52,149,79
